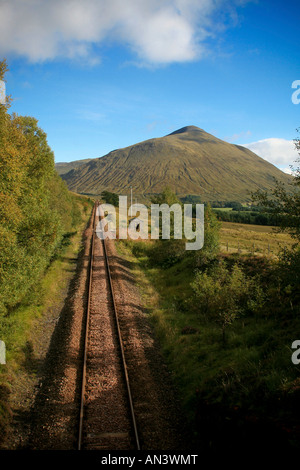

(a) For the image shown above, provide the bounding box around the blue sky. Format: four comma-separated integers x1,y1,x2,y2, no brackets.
1,0,299,172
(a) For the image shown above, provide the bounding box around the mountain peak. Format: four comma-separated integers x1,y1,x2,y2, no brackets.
168,125,202,136
61,126,291,202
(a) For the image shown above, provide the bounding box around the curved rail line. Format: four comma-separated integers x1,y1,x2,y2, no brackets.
78,202,140,451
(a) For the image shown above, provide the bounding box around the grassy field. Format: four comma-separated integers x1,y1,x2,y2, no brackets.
219,221,295,256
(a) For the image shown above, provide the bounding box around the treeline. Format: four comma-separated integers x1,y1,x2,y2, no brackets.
101,190,119,207
210,201,253,210
213,208,278,226
0,59,88,316
180,197,256,210
180,196,277,226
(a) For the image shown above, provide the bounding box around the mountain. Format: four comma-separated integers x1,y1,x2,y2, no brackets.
60,126,292,202
55,158,93,175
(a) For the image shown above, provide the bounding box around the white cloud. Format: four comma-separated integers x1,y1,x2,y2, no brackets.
282,167,294,175
242,138,299,173
0,0,249,65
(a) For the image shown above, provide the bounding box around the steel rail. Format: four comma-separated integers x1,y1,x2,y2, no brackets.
78,202,97,450
78,202,140,451
102,232,141,451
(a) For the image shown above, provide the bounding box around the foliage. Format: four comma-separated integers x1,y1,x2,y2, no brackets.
150,186,181,240
101,190,119,207
0,59,84,316
118,152,300,447
193,203,221,266
118,235,300,450
191,259,265,344
180,195,202,204
146,238,187,269
146,189,221,268
251,128,300,306
252,128,300,241
213,208,278,226
271,245,300,311
150,186,182,206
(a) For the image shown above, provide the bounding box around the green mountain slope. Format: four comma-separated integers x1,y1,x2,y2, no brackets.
61,126,292,202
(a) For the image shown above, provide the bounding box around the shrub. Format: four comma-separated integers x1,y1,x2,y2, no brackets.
191,260,265,344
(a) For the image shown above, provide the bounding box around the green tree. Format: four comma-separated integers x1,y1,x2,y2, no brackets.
150,186,183,241
148,187,185,267
191,261,264,345
150,186,181,206
252,129,300,302
252,128,300,243
101,190,119,207
193,203,221,266
0,59,84,315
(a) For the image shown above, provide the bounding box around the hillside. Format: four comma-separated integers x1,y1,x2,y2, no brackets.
61,126,292,202
55,158,93,175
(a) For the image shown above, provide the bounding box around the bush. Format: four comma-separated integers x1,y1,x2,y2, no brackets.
147,239,186,268
191,260,265,344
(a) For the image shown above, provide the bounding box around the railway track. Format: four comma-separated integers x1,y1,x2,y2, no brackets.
78,203,140,450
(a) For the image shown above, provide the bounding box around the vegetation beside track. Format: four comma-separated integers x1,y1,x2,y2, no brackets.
0,59,94,443
0,195,93,444
116,200,300,451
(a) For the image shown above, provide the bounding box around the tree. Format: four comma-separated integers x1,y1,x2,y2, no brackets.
191,260,264,345
0,59,83,315
252,129,300,303
101,190,119,207
193,203,221,266
252,128,300,243
150,186,182,241
150,186,181,206
147,187,186,266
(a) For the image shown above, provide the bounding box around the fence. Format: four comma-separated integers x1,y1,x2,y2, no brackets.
221,241,289,258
